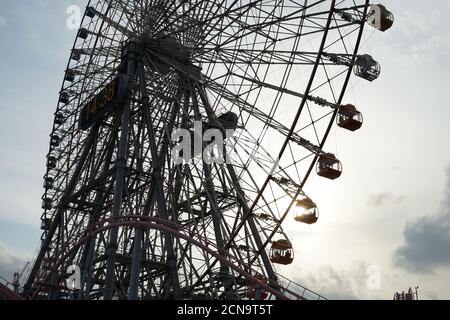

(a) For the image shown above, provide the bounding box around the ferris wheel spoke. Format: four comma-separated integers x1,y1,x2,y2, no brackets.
159,0,246,43
111,0,142,34
270,3,367,43
197,48,319,65
147,0,196,35
92,8,136,37
237,128,305,194
201,77,329,157
225,0,327,37
72,45,122,62
189,83,279,286
229,144,288,224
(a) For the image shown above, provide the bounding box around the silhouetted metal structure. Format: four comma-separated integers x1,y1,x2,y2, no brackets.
393,287,419,300
17,0,393,300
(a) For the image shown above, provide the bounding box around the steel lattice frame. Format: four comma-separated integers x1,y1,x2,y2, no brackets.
22,0,377,300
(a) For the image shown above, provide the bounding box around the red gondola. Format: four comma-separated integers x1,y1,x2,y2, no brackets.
270,240,293,265
294,197,319,224
367,4,394,32
316,153,342,180
337,104,363,132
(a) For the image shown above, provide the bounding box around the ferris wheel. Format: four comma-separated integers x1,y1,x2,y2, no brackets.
22,0,393,300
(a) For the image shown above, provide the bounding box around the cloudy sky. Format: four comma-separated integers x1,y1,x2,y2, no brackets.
0,0,449,299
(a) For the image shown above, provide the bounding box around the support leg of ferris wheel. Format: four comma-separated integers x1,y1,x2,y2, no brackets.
126,56,180,300
195,83,279,288
102,42,135,300
78,125,120,299
177,95,239,297
135,45,181,299
185,77,235,297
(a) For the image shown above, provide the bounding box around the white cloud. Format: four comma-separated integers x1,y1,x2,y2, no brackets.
373,3,450,66
368,193,405,208
288,261,384,300
394,164,450,273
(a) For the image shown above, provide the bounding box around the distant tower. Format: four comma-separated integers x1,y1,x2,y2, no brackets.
393,287,419,300
12,273,20,293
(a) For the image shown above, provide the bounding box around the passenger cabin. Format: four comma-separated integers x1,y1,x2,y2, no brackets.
216,111,239,130
40,218,51,231
41,198,53,210
71,49,82,61
85,6,96,18
270,239,293,265
54,113,65,125
207,111,239,132
367,4,394,32
317,153,342,180
59,92,69,104
245,274,268,300
43,177,54,189
337,104,363,131
186,112,239,159
294,197,319,224
65,70,76,82
47,156,57,169
78,28,89,40
354,54,380,82
50,135,60,147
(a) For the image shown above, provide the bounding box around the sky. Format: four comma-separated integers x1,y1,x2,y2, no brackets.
0,0,449,300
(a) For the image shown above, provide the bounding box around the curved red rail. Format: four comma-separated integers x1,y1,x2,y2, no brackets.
28,215,314,300
0,281,24,300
